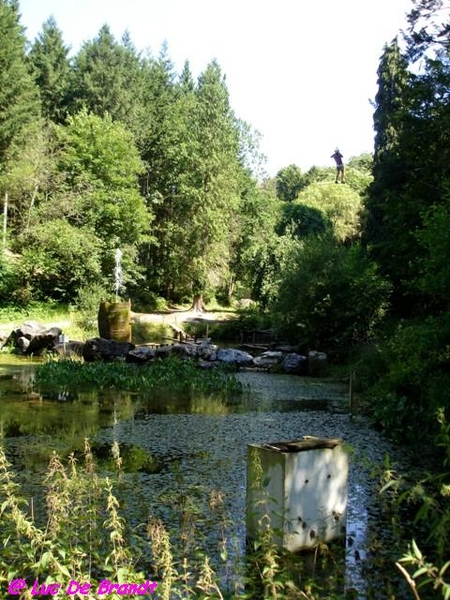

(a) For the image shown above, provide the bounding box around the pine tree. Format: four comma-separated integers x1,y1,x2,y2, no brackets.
181,60,242,307
28,17,72,123
72,25,143,126
363,39,412,303
0,0,40,166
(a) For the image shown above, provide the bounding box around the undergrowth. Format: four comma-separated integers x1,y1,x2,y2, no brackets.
0,442,347,600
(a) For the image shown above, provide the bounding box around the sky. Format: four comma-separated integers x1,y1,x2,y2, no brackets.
18,0,412,177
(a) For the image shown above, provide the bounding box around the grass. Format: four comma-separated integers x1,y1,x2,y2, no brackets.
0,302,242,346
0,302,92,342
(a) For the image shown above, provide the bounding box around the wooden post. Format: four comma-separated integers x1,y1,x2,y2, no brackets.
348,371,355,417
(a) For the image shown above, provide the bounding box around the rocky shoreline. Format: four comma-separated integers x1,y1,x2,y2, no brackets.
2,320,328,377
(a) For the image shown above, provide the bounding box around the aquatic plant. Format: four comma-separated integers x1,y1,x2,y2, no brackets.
34,356,244,396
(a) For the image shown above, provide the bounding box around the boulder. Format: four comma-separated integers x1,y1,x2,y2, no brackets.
4,320,46,349
4,321,62,355
195,341,219,361
282,353,308,375
170,343,200,359
83,338,135,362
26,326,62,355
253,351,283,369
16,336,30,353
126,346,157,364
216,348,254,367
308,351,328,377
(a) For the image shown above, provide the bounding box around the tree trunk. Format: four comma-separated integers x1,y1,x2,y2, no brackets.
191,293,206,312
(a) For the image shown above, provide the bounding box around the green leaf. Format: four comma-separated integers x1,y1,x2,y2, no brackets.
411,540,423,560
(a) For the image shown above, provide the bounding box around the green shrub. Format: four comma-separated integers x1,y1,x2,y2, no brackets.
273,238,390,360
368,313,450,445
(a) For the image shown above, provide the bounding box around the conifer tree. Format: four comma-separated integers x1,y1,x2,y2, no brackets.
72,25,143,126
28,16,72,123
363,39,412,305
0,0,40,166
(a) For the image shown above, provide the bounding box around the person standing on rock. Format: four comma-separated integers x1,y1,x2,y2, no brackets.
331,148,345,183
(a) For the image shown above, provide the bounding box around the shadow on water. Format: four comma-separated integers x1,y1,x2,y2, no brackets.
0,355,391,598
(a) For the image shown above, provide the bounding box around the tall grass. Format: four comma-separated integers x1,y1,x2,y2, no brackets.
0,443,346,599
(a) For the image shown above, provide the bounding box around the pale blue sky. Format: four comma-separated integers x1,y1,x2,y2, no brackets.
18,0,411,177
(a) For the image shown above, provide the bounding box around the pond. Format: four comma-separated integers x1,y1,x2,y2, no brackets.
0,355,401,598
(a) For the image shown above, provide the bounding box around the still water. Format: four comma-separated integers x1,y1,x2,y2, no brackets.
0,356,398,597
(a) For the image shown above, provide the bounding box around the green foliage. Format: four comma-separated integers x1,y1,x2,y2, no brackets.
27,16,72,123
0,442,143,591
276,201,330,238
275,164,306,201
0,0,41,165
415,199,450,306
71,25,144,126
273,238,390,359
294,182,363,243
17,219,102,302
56,109,150,248
0,250,19,303
231,179,281,300
208,306,272,342
35,355,244,396
368,314,450,443
248,234,296,309
73,282,110,336
375,414,450,599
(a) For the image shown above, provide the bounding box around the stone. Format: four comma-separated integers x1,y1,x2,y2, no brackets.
195,342,218,361
16,336,30,352
216,348,254,367
253,351,283,369
26,326,62,355
282,353,308,375
83,338,135,362
308,351,328,377
126,346,157,363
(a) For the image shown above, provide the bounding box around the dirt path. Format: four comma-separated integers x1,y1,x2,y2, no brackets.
131,309,235,326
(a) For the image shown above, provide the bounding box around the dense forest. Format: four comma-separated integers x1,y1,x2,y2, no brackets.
0,0,449,592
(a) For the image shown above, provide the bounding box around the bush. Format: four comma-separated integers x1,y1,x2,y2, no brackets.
273,238,390,360
16,220,102,303
368,313,450,445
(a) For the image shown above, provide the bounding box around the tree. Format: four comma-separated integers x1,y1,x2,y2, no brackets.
55,110,151,248
275,164,305,201
18,219,102,302
180,60,243,307
0,0,40,166
27,17,72,123
230,176,281,302
363,39,413,309
71,25,143,126
1,123,57,236
289,181,363,243
404,0,450,62
372,39,410,165
273,237,390,359
143,59,245,307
